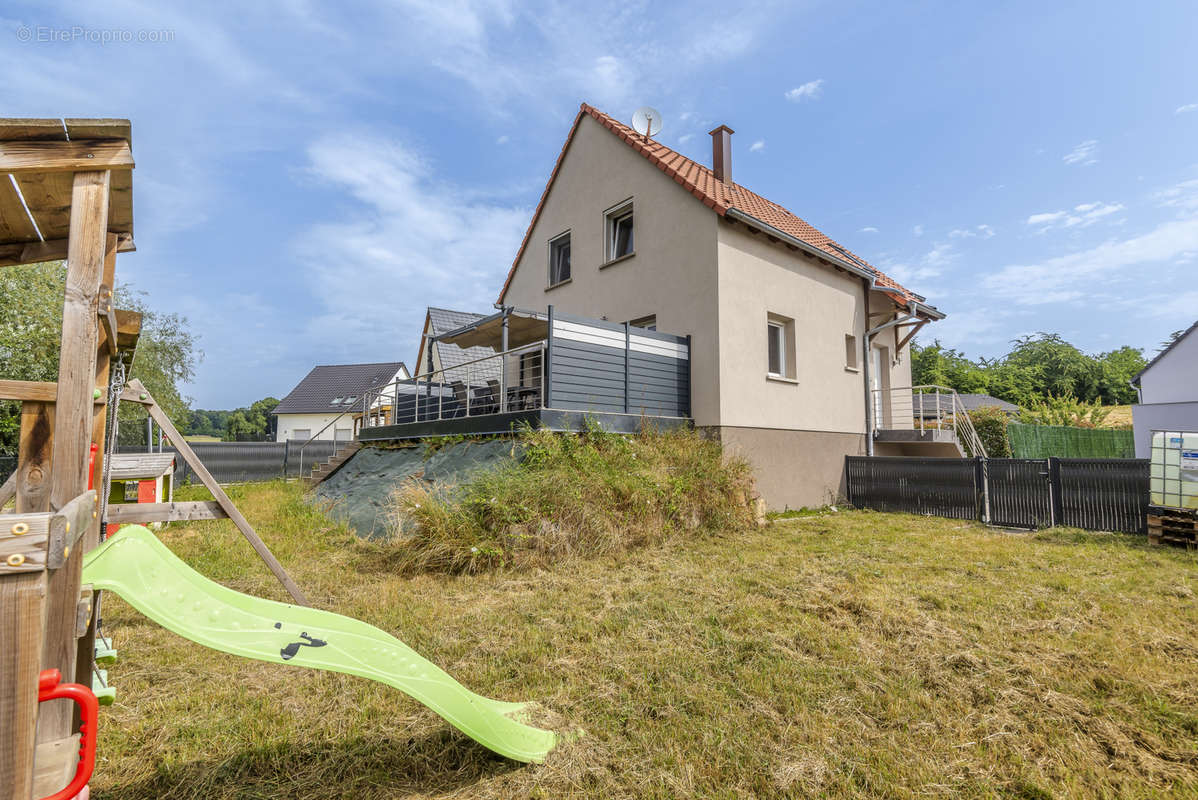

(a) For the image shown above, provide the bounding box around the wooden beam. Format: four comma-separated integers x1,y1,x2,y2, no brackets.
0,571,47,799
106,500,227,525
15,402,54,513
0,139,133,175
0,471,16,510
0,510,51,573
0,233,134,269
47,491,98,570
41,169,109,745
128,379,310,606
0,380,108,405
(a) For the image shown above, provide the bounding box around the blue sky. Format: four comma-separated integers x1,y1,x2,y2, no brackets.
3,1,1196,408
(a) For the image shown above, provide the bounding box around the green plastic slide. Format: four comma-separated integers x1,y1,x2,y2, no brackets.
82,526,557,763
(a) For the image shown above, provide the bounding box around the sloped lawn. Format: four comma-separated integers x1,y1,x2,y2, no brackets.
92,481,1198,799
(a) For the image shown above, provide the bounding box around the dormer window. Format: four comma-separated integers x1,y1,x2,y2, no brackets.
330,396,344,405
605,200,634,262
343,396,357,405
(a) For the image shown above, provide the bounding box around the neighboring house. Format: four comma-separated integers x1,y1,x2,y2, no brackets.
1131,320,1198,458
274,361,409,443
495,103,945,508
414,307,497,382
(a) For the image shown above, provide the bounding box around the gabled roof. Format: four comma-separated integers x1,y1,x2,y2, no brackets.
1132,318,1198,386
497,103,923,309
274,362,407,415
414,307,496,379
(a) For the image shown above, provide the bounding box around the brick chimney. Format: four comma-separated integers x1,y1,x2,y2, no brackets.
709,125,734,183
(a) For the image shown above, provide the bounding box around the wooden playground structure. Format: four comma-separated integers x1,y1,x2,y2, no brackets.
0,119,304,799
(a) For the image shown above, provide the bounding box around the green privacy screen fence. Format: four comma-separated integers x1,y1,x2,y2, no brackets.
1007,422,1135,459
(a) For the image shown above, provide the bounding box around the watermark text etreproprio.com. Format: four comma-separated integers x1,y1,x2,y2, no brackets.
16,25,175,45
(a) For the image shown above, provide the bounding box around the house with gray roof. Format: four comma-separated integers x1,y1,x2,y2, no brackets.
1132,319,1198,458
414,307,502,383
274,361,409,443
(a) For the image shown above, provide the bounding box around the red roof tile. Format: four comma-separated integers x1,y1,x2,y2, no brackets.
497,103,921,307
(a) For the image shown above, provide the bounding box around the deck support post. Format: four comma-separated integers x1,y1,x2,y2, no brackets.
545,305,554,409
623,322,631,414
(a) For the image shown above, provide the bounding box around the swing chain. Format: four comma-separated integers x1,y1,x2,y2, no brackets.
98,355,126,540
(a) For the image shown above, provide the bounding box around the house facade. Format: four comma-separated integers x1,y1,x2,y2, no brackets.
1132,319,1198,458
497,104,944,508
274,361,409,443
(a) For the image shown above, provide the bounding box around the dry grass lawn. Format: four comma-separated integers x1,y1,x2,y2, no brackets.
91,481,1198,799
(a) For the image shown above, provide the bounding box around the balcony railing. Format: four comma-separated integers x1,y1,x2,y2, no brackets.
870,384,988,458
357,341,547,430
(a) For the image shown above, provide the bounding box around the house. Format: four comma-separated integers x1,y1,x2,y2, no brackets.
274,361,409,443
1132,319,1198,458
414,307,496,382
492,103,947,508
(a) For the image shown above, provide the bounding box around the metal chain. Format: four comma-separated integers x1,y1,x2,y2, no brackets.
98,355,126,540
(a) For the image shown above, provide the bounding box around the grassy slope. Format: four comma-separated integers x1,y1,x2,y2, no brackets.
94,482,1197,799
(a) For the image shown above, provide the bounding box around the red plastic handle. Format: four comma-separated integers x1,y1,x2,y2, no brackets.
37,669,98,800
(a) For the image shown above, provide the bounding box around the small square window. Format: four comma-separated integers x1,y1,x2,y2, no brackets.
606,202,634,261
549,232,571,286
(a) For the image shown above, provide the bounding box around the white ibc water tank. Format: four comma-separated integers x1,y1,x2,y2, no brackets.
1150,430,1198,510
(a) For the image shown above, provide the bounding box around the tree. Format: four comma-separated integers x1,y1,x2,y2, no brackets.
0,261,201,451
1094,346,1146,405
910,341,988,393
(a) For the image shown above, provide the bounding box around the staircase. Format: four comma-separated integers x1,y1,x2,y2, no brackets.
305,441,361,487
870,385,988,458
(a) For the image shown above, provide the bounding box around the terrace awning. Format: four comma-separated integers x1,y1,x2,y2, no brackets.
435,308,548,351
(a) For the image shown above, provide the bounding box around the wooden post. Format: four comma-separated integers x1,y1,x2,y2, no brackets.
75,234,118,695
40,169,110,745
1,399,56,798
127,380,309,606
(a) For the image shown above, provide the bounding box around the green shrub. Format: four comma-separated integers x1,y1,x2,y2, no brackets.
1018,395,1112,428
967,405,1013,457
379,422,758,574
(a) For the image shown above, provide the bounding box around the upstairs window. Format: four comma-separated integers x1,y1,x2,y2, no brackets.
767,322,785,376
549,232,571,286
605,201,634,262
629,314,656,331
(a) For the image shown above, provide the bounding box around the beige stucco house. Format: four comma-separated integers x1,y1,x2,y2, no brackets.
495,104,947,508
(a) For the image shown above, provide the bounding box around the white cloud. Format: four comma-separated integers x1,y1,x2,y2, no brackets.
859,226,879,234
785,79,824,102
496,134,510,145
1157,178,1198,212
749,139,765,152
1176,103,1198,114
947,224,995,239
912,224,924,237
880,242,955,286
1026,201,1124,231
295,132,529,345
983,217,1198,305
678,133,694,144
1063,139,1099,166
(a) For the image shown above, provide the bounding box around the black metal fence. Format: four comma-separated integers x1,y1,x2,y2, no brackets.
116,439,340,485
846,456,1149,534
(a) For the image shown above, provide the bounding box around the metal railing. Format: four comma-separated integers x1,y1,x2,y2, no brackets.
360,341,547,430
870,384,988,458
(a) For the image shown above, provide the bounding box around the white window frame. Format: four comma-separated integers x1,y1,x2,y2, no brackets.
767,322,786,377
292,428,311,441
629,314,656,331
548,231,572,287
604,199,634,263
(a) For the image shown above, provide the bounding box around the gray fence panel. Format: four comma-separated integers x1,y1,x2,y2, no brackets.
846,455,1149,534
846,456,980,520
116,439,342,484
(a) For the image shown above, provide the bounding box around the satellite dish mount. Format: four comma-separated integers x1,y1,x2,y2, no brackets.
632,106,663,142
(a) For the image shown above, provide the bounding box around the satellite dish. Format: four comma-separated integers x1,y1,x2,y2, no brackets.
632,106,663,139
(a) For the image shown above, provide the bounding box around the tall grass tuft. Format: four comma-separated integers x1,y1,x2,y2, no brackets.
379,421,758,574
